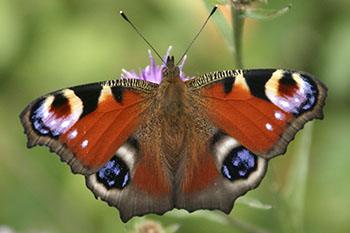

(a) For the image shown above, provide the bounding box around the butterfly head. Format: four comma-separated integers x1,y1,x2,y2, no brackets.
162,56,180,80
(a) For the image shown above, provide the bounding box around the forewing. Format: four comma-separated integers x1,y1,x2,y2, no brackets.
186,69,327,158
20,79,157,175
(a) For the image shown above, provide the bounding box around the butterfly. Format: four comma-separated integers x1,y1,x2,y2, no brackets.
20,46,327,222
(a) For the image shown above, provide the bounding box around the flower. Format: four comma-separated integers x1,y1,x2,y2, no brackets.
231,0,267,8
121,46,191,84
133,220,165,233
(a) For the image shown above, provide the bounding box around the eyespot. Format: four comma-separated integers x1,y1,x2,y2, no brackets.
222,146,257,181
96,156,130,189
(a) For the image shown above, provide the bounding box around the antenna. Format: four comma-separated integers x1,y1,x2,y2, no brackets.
120,11,165,64
176,5,218,66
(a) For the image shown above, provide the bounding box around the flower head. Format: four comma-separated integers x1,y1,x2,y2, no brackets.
121,46,191,84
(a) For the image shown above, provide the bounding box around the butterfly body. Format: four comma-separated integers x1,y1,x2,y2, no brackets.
20,52,327,222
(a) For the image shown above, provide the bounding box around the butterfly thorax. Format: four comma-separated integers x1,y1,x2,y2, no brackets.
158,56,187,118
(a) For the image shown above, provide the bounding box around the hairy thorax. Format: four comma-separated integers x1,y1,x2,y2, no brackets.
158,78,191,157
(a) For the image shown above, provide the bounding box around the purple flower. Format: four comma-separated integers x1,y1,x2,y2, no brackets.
120,46,192,84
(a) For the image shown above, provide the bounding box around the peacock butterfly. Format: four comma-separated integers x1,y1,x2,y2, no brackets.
19,9,327,223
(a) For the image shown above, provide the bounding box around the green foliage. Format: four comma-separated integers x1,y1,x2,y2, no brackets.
242,4,291,20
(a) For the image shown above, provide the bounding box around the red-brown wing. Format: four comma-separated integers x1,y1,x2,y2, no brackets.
85,135,174,223
21,78,175,222
175,69,327,214
20,79,157,175
175,129,268,214
186,69,327,158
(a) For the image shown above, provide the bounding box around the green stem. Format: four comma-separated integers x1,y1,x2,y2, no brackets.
282,122,313,233
231,5,245,69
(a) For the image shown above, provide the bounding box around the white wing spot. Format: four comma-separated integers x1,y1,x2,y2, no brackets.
280,100,290,108
69,129,78,139
81,140,88,148
43,110,49,119
61,120,70,128
274,111,284,120
265,123,273,131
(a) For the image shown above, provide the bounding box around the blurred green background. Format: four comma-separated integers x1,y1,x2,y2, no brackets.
0,0,349,232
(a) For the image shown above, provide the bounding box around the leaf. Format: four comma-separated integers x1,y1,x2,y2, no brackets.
242,4,291,20
202,1,235,54
166,209,229,225
166,209,273,233
164,224,181,233
204,0,228,5
236,196,273,210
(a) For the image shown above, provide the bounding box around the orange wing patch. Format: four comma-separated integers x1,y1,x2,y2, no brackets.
202,83,293,155
60,90,150,169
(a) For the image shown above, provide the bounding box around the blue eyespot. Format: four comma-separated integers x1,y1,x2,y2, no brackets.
222,146,257,181
97,156,130,189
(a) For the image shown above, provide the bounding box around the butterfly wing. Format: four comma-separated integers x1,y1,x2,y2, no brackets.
176,69,327,213
175,128,268,213
20,79,157,175
20,78,177,222
85,134,174,223
186,69,327,158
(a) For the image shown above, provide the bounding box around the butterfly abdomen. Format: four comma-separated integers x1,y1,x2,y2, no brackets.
153,78,207,164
